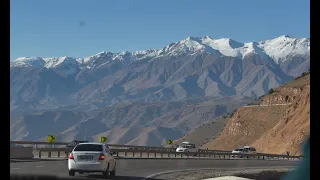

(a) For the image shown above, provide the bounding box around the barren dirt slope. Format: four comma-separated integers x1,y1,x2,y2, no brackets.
202,71,310,155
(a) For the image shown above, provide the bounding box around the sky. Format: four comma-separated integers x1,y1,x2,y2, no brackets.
10,0,310,61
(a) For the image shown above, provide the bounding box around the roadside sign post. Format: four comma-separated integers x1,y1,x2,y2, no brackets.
100,136,108,143
47,135,56,148
167,140,173,145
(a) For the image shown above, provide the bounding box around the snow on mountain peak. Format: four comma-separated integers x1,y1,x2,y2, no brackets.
11,57,46,68
11,35,310,70
258,35,310,63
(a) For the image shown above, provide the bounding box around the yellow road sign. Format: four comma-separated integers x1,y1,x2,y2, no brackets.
100,136,108,143
167,140,173,145
47,135,56,142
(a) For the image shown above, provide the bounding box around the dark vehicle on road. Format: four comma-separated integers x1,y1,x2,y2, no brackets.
65,140,89,155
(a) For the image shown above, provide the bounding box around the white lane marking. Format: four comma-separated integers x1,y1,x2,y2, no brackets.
11,168,20,170
36,165,44,168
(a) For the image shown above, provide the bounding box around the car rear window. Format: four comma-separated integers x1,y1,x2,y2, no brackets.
73,144,103,151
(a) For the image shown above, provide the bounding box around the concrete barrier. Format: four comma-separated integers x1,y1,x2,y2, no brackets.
10,147,34,159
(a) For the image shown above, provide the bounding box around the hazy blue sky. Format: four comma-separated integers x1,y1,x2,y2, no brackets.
10,0,310,61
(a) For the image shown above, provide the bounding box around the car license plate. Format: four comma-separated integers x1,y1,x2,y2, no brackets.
79,155,93,160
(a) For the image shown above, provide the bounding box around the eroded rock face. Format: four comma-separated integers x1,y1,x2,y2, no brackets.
202,72,310,155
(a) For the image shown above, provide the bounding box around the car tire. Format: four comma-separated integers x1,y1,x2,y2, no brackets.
69,170,75,176
110,162,116,177
102,163,110,179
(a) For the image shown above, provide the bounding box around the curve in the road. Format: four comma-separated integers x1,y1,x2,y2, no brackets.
10,159,299,180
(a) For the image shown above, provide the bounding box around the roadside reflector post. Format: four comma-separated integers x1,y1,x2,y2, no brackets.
117,152,119,157
175,153,176,158
58,151,60,157
263,155,265,160
39,151,41,158
48,151,51,158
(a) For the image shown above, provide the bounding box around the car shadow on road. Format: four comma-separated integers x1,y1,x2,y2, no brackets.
85,174,162,180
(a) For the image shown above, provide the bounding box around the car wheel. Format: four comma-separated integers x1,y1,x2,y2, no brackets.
69,170,75,176
110,162,116,177
102,163,110,179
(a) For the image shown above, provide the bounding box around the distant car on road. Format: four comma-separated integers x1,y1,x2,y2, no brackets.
68,142,116,178
175,141,197,154
65,140,89,155
231,146,256,158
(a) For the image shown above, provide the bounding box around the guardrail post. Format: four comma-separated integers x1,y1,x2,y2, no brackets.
175,153,176,158
224,154,225,159
116,152,119,157
147,152,149,157
48,151,51,158
58,151,60,157
133,152,135,157
161,153,163,157
154,152,156,157
168,153,170,158
181,153,182,158
39,151,41,158
263,155,264,160
125,151,127,156
140,152,142,157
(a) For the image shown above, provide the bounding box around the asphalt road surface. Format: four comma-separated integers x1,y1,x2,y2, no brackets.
10,159,299,180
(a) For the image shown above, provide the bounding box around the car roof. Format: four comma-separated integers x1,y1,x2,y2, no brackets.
77,142,107,145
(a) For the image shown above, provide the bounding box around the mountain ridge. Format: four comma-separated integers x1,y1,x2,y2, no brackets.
10,35,310,145
11,35,309,70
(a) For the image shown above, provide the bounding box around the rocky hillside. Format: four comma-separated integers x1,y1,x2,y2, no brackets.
201,70,310,155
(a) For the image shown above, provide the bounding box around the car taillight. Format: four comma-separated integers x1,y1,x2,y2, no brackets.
69,153,74,159
99,153,105,160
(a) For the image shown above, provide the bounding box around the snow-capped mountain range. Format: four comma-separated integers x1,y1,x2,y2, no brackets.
10,35,309,113
10,35,310,143
11,35,309,72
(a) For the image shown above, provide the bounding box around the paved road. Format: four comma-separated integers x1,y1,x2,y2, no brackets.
10,159,299,180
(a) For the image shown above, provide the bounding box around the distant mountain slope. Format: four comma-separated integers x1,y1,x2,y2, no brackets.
10,96,252,145
10,35,309,114
201,70,310,155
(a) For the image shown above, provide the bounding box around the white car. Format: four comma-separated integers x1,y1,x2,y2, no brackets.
68,142,116,178
231,147,244,157
231,146,256,158
175,142,197,153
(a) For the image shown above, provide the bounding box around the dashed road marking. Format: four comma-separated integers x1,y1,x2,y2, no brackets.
36,165,44,168
11,168,21,170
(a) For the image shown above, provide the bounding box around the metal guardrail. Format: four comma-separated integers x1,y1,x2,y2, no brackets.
11,141,302,160
33,147,302,161
10,141,229,153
